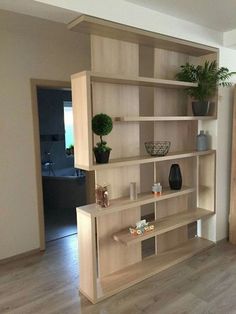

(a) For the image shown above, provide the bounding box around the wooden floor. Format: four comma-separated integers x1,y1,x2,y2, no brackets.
1,236,236,314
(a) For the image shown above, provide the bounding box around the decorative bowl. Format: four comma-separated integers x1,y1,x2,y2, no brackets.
145,141,171,156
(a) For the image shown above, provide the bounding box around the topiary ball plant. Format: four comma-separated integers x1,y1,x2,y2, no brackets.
92,113,113,163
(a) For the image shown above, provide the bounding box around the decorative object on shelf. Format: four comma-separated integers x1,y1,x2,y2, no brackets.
95,184,110,208
66,144,74,156
92,113,113,164
130,182,138,200
145,141,171,156
197,130,208,151
176,60,235,116
129,219,154,236
169,164,182,190
152,182,162,196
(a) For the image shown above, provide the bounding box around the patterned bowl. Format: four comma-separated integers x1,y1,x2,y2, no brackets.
145,141,171,157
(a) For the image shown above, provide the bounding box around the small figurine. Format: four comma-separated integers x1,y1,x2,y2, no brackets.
95,184,110,208
129,219,154,236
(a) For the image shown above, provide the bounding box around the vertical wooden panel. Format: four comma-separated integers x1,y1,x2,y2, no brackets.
154,48,197,252
77,210,97,302
198,153,216,213
71,72,93,169
91,35,141,276
139,45,155,217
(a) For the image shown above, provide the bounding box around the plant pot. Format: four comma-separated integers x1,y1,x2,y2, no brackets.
94,150,110,164
192,101,210,116
169,164,182,190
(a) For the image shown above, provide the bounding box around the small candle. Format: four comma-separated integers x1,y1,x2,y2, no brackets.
130,182,137,200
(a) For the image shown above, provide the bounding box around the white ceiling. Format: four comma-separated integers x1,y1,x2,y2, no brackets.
127,0,236,32
1,0,236,34
0,0,79,24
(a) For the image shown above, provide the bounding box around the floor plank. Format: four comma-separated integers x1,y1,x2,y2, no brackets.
0,235,236,313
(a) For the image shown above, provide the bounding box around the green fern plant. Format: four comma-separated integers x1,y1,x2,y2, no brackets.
176,60,235,101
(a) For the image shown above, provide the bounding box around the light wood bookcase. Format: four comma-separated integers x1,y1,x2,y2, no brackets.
69,15,218,304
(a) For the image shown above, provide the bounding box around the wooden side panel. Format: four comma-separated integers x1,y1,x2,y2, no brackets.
198,153,216,212
230,88,236,244
71,72,93,169
77,210,97,302
91,35,141,277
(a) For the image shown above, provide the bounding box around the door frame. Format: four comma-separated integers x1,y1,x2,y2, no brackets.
31,79,71,250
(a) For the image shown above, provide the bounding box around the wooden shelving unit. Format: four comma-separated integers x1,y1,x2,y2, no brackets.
71,14,217,304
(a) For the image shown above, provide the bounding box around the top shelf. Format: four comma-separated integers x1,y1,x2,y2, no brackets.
72,71,198,89
68,15,218,57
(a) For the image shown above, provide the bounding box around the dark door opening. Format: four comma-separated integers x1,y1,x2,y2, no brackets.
37,87,86,242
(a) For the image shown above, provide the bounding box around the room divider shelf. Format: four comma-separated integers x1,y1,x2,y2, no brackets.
113,208,214,246
114,116,216,122
72,15,217,304
97,237,214,301
77,186,195,217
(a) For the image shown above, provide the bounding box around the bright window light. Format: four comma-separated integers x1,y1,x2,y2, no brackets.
64,101,74,149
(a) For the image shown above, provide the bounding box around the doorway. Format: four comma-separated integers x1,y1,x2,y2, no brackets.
31,80,87,248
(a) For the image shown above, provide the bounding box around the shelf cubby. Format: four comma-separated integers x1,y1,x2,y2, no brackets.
96,237,214,301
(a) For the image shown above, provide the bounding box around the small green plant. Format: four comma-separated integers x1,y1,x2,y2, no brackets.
176,60,235,101
92,113,113,153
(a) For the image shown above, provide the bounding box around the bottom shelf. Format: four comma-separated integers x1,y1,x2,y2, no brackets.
96,237,214,301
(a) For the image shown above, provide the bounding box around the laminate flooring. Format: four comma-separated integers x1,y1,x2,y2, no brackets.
1,235,236,314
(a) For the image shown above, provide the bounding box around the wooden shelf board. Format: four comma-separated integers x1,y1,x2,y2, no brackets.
68,15,218,57
114,116,216,122
96,237,214,300
113,208,214,246
75,149,215,171
89,71,197,88
72,71,197,89
77,186,195,217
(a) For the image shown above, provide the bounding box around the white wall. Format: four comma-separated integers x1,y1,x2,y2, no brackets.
215,48,236,240
0,9,90,260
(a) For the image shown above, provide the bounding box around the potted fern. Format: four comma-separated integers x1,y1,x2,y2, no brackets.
92,113,113,164
176,60,235,116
